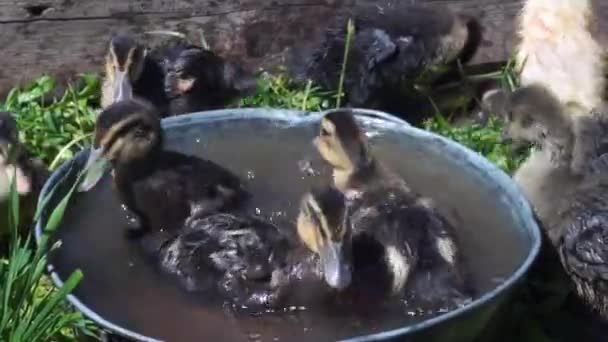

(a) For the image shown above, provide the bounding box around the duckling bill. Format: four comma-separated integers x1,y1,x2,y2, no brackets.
79,99,250,238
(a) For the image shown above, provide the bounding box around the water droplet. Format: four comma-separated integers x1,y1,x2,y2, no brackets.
195,138,201,144
247,170,255,180
255,208,261,215
247,333,261,341
298,159,318,176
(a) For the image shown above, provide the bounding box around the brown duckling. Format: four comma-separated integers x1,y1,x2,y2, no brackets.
161,43,257,115
0,112,49,253
314,109,411,199
277,185,472,311
78,98,250,239
483,84,608,320
312,111,471,305
101,33,168,113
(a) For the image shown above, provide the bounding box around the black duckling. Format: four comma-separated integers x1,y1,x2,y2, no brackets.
313,110,472,306
161,43,257,115
78,98,250,239
283,185,472,311
294,3,475,124
483,84,608,320
101,33,168,113
149,211,293,311
0,112,49,253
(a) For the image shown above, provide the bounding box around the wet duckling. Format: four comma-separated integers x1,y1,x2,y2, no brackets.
162,44,257,115
283,186,472,310
313,110,472,306
483,84,608,319
101,33,168,113
295,3,474,124
78,99,250,239
149,211,293,311
515,0,606,112
0,112,49,253
314,109,411,198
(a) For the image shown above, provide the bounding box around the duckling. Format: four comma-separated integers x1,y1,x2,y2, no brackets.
285,185,472,310
0,112,49,253
101,33,168,113
78,98,250,239
148,211,293,311
314,109,411,199
313,110,472,307
483,84,608,319
515,0,606,112
162,44,257,115
295,3,474,124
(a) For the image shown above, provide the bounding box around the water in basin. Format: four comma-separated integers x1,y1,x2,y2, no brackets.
49,113,529,342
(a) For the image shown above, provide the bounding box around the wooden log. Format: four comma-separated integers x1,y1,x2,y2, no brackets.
0,0,606,97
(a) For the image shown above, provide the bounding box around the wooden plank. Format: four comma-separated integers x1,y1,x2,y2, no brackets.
0,0,606,97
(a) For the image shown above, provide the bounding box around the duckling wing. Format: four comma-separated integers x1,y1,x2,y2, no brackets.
560,212,608,283
133,152,250,228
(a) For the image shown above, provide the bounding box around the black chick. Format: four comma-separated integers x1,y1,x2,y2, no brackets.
483,84,608,320
101,33,169,113
160,43,257,115
79,98,250,239
0,112,49,254
149,211,293,312
296,3,473,124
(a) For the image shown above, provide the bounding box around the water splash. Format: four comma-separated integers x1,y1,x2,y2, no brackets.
298,160,320,177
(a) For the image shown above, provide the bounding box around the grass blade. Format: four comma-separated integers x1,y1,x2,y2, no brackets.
22,270,83,341
336,18,355,108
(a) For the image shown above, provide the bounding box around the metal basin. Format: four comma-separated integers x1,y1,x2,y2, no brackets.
35,108,541,342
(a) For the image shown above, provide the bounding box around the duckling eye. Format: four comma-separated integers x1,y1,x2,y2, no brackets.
133,127,147,138
520,116,533,128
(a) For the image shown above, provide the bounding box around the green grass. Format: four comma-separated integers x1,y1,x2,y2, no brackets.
0,166,98,341
1,74,99,170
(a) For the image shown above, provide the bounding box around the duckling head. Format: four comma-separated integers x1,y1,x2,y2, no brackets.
164,47,257,101
0,112,19,162
297,186,353,290
482,84,570,148
78,99,161,191
103,34,147,105
0,112,32,196
315,110,373,177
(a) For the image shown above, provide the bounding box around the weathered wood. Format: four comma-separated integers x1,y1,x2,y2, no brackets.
0,0,606,97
